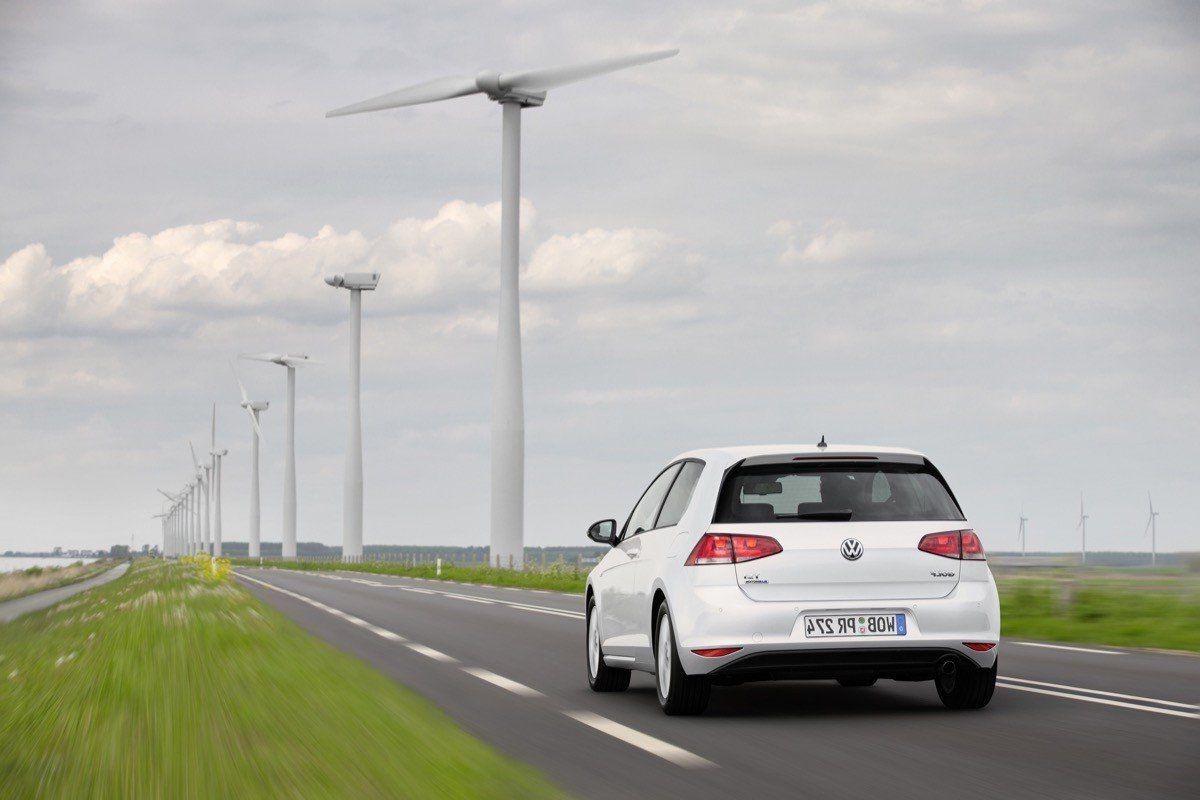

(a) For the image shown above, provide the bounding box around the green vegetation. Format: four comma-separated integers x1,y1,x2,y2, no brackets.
233,558,590,594
0,559,116,603
995,569,1200,653
0,559,564,799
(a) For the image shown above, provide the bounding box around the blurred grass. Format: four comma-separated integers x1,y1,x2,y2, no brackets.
995,569,1200,652
0,559,565,799
233,558,590,594
0,559,117,603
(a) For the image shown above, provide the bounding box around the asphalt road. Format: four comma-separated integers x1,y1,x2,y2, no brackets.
235,567,1199,799
0,562,129,623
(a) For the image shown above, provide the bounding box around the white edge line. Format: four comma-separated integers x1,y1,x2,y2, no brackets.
1000,676,1198,710
462,667,544,698
564,710,716,769
1011,641,1124,655
996,682,1199,719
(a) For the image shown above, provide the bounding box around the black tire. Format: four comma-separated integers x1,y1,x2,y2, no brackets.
586,596,630,692
653,603,710,715
936,657,997,709
837,677,878,687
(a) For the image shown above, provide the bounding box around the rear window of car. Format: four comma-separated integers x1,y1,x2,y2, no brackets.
714,461,964,523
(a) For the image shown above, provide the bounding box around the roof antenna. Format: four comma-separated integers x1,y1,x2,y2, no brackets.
817,435,828,449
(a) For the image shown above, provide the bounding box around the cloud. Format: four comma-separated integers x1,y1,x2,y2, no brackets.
0,200,696,338
770,219,875,264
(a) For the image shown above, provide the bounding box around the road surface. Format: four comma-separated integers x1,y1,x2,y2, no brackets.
235,567,1198,799
0,562,129,623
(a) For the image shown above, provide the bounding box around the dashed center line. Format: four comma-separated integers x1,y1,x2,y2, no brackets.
406,643,458,663
462,667,544,697
564,711,716,769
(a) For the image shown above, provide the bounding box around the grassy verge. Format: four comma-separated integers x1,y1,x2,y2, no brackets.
0,559,117,603
995,569,1200,652
233,558,590,594
0,558,565,799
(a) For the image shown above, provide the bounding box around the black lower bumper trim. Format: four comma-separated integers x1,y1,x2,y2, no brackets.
708,647,966,684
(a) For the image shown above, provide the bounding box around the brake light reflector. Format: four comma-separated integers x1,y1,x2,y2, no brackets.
691,647,742,658
685,533,783,565
963,642,996,652
918,529,986,561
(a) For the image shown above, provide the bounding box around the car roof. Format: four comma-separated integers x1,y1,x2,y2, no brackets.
671,443,927,466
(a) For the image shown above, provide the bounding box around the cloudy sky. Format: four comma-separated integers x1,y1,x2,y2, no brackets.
2,1,1197,555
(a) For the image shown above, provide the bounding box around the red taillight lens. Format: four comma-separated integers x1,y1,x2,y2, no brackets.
963,642,996,652
685,533,783,566
918,529,986,561
691,647,742,658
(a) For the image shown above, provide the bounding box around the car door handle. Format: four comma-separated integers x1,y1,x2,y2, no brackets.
627,549,640,558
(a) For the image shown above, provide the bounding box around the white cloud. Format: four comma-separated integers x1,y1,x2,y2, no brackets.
770,219,875,264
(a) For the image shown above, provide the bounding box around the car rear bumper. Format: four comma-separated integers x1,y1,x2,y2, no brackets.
705,646,990,684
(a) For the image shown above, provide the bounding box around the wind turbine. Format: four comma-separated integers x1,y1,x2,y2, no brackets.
324,274,379,563
326,48,678,570
210,405,227,559
1077,494,1088,565
240,353,311,560
1017,510,1029,557
190,441,211,555
157,489,181,556
1145,493,1159,568
237,374,269,559
152,511,167,559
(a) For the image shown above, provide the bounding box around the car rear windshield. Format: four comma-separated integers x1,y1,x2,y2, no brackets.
714,461,964,523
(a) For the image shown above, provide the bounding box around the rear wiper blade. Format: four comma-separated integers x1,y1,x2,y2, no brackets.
795,510,853,521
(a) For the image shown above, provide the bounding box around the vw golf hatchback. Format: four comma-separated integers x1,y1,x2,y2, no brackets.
584,443,1000,715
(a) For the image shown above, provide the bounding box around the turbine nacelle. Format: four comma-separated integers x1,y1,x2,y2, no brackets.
325,272,380,291
241,400,269,413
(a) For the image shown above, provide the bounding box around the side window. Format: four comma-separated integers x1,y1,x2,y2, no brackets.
623,464,682,539
656,461,704,528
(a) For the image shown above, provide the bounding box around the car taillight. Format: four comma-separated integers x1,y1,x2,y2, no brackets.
685,533,783,565
691,647,742,657
918,529,986,560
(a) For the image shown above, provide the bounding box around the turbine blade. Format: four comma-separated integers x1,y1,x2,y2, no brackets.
157,489,177,501
211,403,216,453
240,352,282,363
189,441,201,473
500,48,678,92
326,75,480,118
245,404,265,444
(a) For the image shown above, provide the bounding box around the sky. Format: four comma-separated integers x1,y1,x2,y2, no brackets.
1,0,1197,555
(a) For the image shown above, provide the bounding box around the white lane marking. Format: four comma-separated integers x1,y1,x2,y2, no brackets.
564,711,716,769
462,667,544,698
1011,641,1124,655
443,593,496,605
1000,676,1198,710
369,625,404,641
996,683,1199,719
406,643,458,663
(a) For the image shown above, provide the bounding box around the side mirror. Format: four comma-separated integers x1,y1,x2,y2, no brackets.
587,519,618,546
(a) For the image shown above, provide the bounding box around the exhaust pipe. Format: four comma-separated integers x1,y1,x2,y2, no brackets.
937,656,958,691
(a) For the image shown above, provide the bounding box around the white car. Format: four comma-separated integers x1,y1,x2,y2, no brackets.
585,443,1000,715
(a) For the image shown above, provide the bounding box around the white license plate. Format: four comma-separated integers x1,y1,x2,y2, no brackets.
803,613,907,638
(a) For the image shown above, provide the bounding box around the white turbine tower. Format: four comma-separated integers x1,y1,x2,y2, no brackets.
1017,510,1029,557
324,273,380,563
210,404,227,559
157,489,182,556
237,375,269,559
326,49,678,570
241,353,312,560
1077,494,1088,566
1145,493,1159,568
190,441,211,555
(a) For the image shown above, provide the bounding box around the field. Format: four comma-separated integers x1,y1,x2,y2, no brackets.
0,558,564,799
0,559,115,603
238,559,1200,653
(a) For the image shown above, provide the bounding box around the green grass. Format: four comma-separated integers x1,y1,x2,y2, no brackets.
0,559,117,603
995,569,1200,652
0,559,565,799
233,558,590,594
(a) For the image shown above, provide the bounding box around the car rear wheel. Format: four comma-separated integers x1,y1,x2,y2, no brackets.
837,677,877,687
936,657,997,709
586,596,630,692
654,603,710,715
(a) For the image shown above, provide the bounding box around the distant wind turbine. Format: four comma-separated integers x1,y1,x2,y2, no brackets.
1145,493,1159,568
241,353,312,560
1077,494,1088,566
1017,510,1029,557
190,441,211,555
209,404,227,559
236,372,269,559
326,48,679,569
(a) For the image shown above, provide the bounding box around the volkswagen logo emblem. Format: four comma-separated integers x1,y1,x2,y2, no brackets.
840,538,864,561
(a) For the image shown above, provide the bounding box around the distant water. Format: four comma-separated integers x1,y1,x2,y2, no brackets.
0,557,99,574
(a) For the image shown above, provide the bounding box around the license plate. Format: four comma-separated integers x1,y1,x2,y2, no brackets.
803,613,906,638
